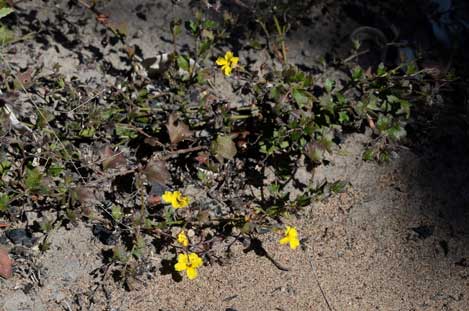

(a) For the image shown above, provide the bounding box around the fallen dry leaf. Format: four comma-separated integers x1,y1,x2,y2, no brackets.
143,159,170,185
212,134,237,161
194,152,210,165
166,113,193,145
101,145,127,170
0,248,13,279
147,194,162,206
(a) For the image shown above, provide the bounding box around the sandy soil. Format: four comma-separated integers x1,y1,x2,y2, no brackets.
1,1,469,310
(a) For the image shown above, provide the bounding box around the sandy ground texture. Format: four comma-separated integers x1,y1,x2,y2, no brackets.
1,0,469,310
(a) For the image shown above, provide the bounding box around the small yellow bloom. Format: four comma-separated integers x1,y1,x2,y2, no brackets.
161,191,190,209
177,231,189,247
216,51,239,76
279,225,300,250
174,253,203,280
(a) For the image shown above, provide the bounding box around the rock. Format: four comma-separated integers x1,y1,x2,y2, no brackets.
92,224,118,245
5,228,37,247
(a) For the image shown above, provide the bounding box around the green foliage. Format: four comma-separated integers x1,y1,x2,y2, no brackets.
0,193,9,212
0,3,444,287
24,167,45,194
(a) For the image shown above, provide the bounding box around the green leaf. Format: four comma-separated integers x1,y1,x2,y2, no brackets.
112,244,128,263
376,115,391,132
324,79,334,93
177,54,190,72
352,67,363,81
0,193,9,212
377,63,386,76
112,205,123,221
185,20,198,34
0,25,14,44
170,19,182,36
386,124,407,141
0,160,11,175
295,194,312,207
336,93,347,106
330,180,349,193
279,140,289,149
367,95,380,111
292,88,311,108
25,167,43,192
319,94,335,114
338,111,350,123
198,39,212,57
47,164,63,177
202,19,217,29
386,95,400,104
0,7,14,20
406,62,418,75
362,148,375,161
269,85,282,102
397,99,411,118
79,127,95,138
115,124,138,140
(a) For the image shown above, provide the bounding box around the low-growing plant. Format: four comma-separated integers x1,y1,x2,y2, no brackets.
0,2,450,287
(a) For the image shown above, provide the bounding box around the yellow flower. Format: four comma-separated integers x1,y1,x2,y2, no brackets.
216,51,239,76
161,191,190,209
279,225,300,250
177,231,189,247
174,253,203,280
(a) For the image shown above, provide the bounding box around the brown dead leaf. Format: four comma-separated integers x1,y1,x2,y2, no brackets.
14,68,34,89
166,113,193,145
147,194,162,206
101,145,127,170
0,248,13,279
194,152,210,165
143,159,170,185
143,136,163,147
126,46,135,58
73,186,97,216
367,114,376,129
365,67,373,78
96,14,109,24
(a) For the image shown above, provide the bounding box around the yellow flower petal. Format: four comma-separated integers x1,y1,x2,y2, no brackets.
177,253,188,263
289,238,300,250
175,253,189,271
223,66,232,76
216,57,228,66
177,231,189,247
174,261,187,271
172,192,189,208
162,191,175,204
225,51,234,60
188,253,203,268
230,57,239,66
279,226,300,249
216,51,239,76
285,226,298,238
162,191,190,208
186,267,198,280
